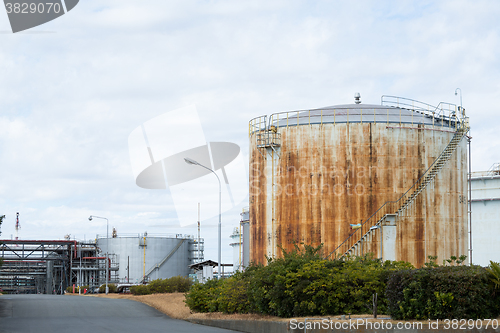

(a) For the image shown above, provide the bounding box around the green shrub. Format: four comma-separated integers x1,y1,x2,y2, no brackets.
184,278,222,312
99,283,117,293
487,261,500,291
129,276,192,295
169,275,192,293
147,279,164,294
184,274,250,314
66,285,90,293
130,284,150,295
244,243,327,317
386,265,500,320
243,251,412,317
217,273,251,314
184,244,413,318
278,256,412,317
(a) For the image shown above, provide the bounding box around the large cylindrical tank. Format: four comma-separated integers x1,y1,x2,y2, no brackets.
97,234,195,283
249,97,469,267
470,165,500,267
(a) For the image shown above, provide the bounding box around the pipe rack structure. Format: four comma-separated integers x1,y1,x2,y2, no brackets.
0,240,75,294
0,239,119,294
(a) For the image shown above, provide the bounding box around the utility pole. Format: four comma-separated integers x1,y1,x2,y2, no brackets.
198,203,201,263
15,212,20,240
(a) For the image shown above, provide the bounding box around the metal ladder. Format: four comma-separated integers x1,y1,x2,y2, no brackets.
327,124,469,259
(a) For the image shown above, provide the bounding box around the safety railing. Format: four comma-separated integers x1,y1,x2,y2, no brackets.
256,131,281,148
248,96,466,136
265,107,461,131
248,115,267,136
471,163,500,177
382,95,466,126
95,233,197,239
488,163,500,175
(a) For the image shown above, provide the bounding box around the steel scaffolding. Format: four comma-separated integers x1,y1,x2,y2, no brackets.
0,239,119,294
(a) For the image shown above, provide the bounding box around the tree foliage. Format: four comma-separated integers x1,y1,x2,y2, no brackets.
487,261,500,291
99,283,117,293
185,244,413,317
386,265,500,320
129,276,192,295
185,245,500,319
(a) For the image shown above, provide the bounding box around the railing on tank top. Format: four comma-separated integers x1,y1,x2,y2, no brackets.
247,96,465,137
248,115,267,136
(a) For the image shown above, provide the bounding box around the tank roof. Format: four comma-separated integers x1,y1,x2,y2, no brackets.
249,96,465,135
270,103,456,128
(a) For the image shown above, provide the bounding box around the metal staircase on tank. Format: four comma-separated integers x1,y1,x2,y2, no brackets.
396,126,468,215
139,239,186,283
326,119,470,260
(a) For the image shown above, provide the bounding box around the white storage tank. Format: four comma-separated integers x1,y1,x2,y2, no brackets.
97,233,203,283
471,163,500,266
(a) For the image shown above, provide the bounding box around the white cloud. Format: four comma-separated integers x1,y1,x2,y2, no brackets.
0,0,499,265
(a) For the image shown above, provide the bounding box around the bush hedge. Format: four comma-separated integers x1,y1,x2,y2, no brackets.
130,276,192,295
242,251,412,317
99,283,117,293
66,285,90,293
386,265,500,320
185,246,500,319
185,244,413,317
184,278,223,312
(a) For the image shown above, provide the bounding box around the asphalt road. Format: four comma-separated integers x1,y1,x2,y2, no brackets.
0,294,238,333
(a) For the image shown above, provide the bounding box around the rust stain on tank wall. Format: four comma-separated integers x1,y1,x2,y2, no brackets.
249,118,468,267
249,134,268,264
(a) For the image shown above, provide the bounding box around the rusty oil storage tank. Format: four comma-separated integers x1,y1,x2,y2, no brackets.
248,95,470,268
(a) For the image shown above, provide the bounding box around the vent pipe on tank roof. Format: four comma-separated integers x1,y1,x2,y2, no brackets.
354,92,361,104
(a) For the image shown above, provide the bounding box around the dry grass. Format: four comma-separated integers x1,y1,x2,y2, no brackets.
74,292,192,319
67,292,281,321
68,293,389,322
128,293,192,320
65,293,419,324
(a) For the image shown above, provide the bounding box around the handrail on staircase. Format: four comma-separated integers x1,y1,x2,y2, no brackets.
140,239,186,283
324,123,469,260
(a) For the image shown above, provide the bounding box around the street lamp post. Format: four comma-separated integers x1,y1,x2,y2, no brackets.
184,157,222,280
455,88,472,265
455,88,463,116
89,215,109,294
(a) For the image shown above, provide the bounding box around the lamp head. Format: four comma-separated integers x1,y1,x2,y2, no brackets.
88,216,92,221
184,157,199,165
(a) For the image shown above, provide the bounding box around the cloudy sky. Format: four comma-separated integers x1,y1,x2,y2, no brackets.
0,1,499,265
